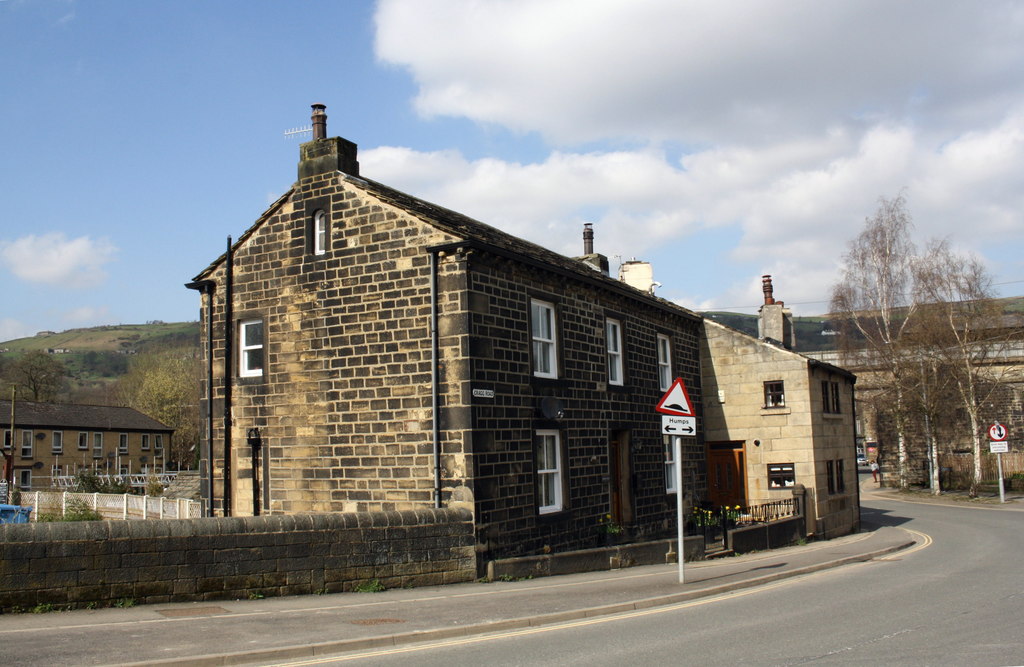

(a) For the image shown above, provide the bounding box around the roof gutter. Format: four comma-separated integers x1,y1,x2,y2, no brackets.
427,239,702,324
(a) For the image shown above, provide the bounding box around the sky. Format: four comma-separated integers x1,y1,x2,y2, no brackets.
2,0,1024,341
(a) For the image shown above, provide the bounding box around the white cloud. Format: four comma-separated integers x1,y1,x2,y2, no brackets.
372,1,1024,312
0,232,117,287
365,108,1024,314
376,0,1024,146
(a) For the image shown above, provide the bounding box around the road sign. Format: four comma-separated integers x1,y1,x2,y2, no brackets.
656,378,695,416
662,415,696,436
989,423,1007,441
990,441,1009,454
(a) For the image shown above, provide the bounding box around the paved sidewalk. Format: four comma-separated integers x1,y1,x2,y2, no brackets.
0,519,914,667
859,469,1024,507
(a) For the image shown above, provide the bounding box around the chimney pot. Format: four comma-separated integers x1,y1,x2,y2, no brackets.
583,223,594,255
311,103,327,140
762,274,775,305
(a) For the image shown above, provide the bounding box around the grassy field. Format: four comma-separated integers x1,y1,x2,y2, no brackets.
1,322,198,354
1,322,200,394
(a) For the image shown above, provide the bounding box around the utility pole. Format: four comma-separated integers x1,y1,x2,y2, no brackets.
4,386,16,502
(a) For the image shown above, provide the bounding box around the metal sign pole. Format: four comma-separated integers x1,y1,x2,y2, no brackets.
997,452,1005,504
675,435,684,584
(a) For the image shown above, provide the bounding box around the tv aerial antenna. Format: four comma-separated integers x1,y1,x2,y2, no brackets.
283,125,312,139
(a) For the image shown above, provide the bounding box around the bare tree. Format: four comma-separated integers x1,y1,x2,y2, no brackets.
830,194,920,489
912,240,1013,496
115,347,201,469
4,350,67,402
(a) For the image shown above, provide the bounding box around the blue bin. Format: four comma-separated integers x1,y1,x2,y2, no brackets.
0,504,33,524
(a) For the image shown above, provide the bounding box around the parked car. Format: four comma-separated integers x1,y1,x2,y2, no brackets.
857,456,868,467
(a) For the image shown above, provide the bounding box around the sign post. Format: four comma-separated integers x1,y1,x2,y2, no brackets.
989,422,1008,503
656,378,696,584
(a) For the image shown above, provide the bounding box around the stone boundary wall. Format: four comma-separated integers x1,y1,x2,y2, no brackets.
727,515,806,554
0,508,475,612
486,535,705,581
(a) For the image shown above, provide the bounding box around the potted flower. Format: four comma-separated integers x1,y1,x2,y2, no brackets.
596,513,622,545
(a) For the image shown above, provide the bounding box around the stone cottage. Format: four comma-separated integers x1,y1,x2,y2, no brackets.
700,276,859,538
188,105,706,564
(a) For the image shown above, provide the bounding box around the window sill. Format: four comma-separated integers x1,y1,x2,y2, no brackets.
537,509,572,524
761,406,792,416
823,413,844,420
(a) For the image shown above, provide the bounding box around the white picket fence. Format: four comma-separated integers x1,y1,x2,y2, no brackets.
20,491,204,521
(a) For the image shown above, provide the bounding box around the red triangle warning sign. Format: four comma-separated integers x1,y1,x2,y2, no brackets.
656,378,695,416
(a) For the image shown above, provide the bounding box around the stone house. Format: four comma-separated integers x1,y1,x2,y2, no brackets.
0,400,174,493
700,277,859,538
188,105,706,565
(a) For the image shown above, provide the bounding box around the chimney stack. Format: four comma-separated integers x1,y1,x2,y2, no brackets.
298,104,360,179
758,274,794,349
575,223,608,275
311,103,327,140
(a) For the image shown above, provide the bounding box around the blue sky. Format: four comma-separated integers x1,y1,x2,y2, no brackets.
3,0,1024,341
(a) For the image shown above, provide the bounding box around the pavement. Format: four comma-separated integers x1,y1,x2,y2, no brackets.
1,474,1005,667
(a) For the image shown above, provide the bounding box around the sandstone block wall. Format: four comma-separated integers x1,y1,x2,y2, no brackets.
0,509,474,612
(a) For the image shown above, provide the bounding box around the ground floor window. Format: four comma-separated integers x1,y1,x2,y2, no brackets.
664,436,678,493
535,430,563,513
768,462,795,489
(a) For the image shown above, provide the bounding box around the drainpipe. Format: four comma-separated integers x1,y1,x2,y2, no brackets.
429,250,442,508
184,278,217,517
223,236,234,516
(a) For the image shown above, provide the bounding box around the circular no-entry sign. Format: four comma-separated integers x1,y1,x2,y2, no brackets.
988,423,1008,441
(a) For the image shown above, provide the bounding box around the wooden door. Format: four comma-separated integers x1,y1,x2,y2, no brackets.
609,430,634,525
707,444,746,508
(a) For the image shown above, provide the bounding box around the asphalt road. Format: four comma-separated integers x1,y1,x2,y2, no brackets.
290,483,1024,666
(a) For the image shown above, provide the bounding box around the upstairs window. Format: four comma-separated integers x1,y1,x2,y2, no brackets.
51,431,63,455
530,299,558,379
142,434,151,451
119,433,129,455
822,380,841,414
93,432,103,458
606,318,623,386
764,380,785,408
657,334,672,392
20,430,33,458
78,432,89,450
155,434,164,452
313,210,328,255
240,319,265,377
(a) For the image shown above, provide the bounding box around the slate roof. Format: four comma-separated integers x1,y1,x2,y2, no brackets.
193,163,701,323
0,400,173,432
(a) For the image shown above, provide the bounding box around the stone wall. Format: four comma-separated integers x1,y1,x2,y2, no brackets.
465,249,705,562
0,508,474,612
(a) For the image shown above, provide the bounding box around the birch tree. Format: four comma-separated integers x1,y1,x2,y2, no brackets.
913,240,1010,496
830,194,919,489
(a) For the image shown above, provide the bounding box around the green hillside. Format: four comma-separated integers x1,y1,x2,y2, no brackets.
701,312,839,353
1,322,200,392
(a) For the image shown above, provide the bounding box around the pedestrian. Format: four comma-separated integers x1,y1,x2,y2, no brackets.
870,460,879,483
